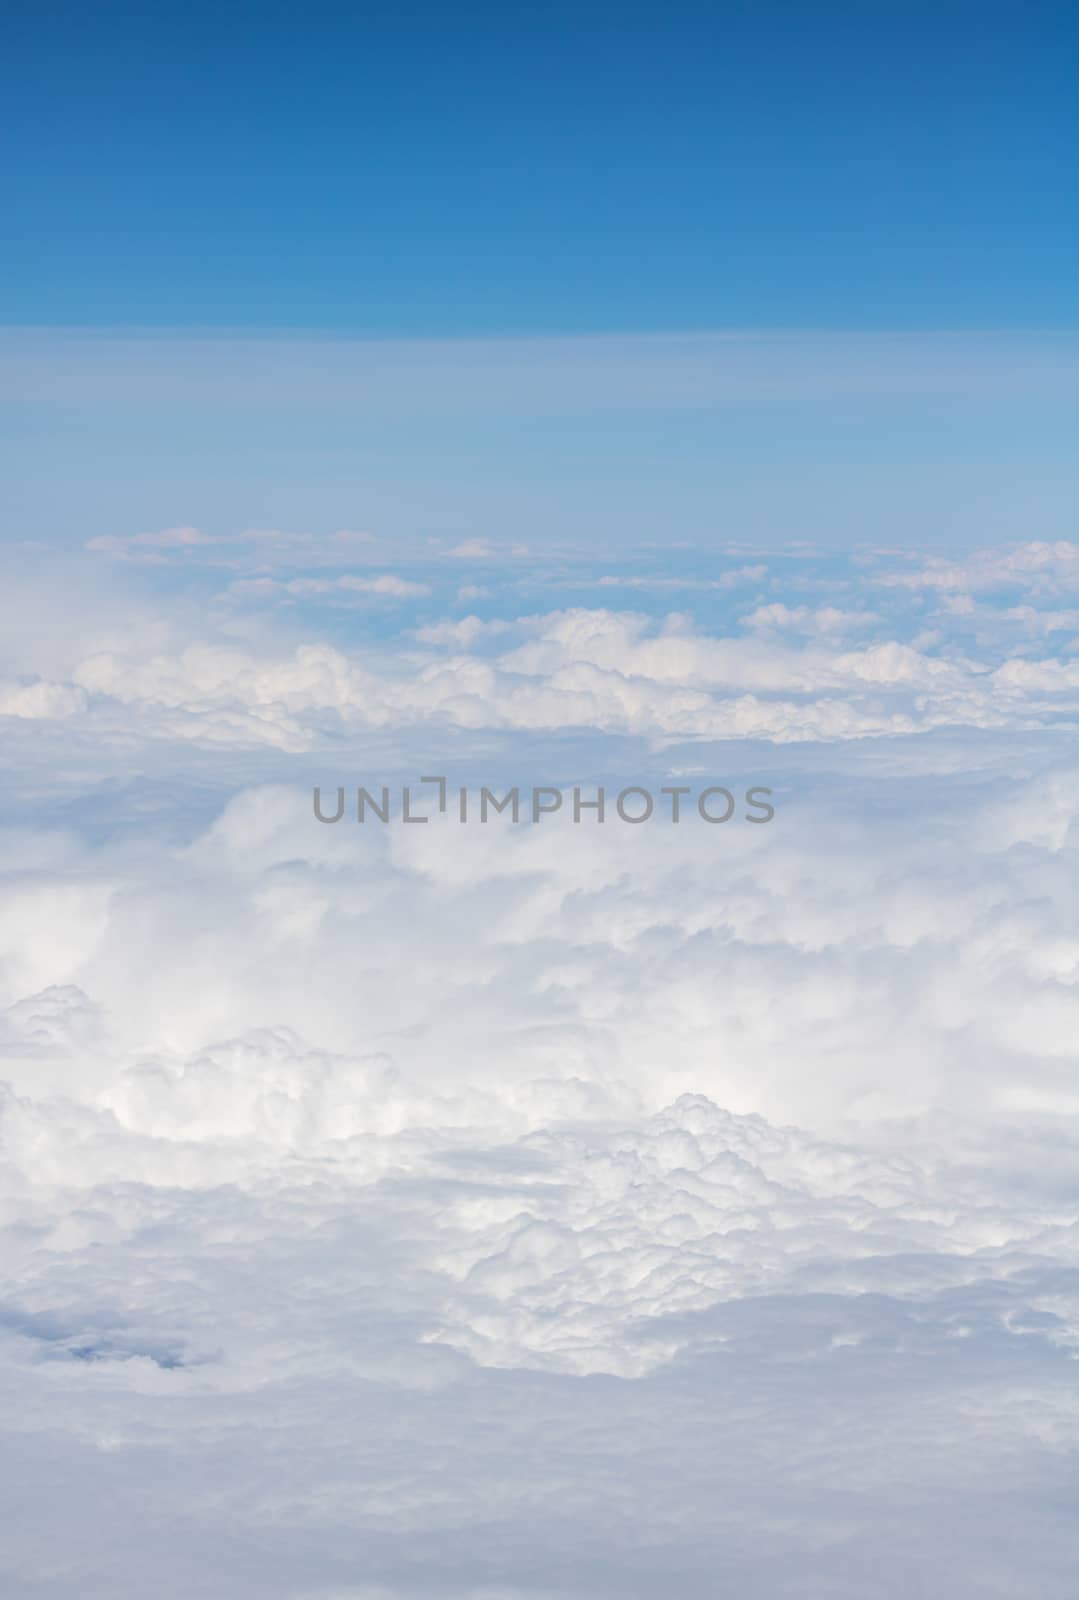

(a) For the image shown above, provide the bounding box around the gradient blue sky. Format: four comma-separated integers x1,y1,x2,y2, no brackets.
4,2,1077,550
6,0,1077,331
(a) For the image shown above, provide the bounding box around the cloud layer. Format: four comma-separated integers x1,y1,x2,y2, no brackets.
2,535,1079,1596
5,539,1079,754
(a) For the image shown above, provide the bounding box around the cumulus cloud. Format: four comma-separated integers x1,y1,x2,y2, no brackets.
4,536,1079,1595
744,601,880,634
877,538,1079,595
0,675,87,718
415,616,514,646
12,592,1074,754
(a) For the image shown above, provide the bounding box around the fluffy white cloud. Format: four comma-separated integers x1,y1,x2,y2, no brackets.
877,538,1079,595
4,538,1079,1595
0,595,1075,755
0,676,87,718
744,602,879,634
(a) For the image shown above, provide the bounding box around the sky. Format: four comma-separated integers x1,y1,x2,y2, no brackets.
5,1,1078,548
5,327,1079,548
5,7,1079,1599
5,0,1078,333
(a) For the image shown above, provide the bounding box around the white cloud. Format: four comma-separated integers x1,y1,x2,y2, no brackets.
744,601,879,634
232,574,432,601
596,564,768,591
878,539,1079,595
85,524,213,558
415,616,513,646
5,537,1079,1594
4,585,1068,754
0,676,87,718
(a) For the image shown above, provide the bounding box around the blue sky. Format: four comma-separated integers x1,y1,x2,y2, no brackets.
4,3,1077,550
5,327,1078,549
5,0,1077,332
